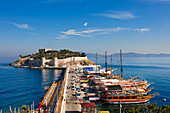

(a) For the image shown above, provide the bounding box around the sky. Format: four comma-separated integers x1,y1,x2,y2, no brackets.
0,0,170,57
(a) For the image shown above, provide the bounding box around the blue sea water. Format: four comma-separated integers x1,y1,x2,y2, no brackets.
0,57,170,112
0,58,64,112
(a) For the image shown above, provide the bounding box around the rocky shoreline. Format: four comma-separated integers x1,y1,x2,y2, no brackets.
8,57,96,69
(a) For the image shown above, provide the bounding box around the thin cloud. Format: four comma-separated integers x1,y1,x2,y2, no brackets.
60,30,89,37
60,27,128,36
11,22,32,30
94,11,139,20
56,35,70,39
135,28,150,34
57,27,150,39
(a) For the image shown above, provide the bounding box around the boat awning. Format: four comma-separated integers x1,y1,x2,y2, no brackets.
81,103,96,108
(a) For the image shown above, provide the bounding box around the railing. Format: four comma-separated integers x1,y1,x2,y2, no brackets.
60,67,69,113
41,81,56,105
54,67,69,113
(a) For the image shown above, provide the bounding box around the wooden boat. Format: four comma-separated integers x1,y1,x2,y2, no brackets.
89,97,100,101
137,88,152,94
103,83,150,92
102,94,155,104
105,89,151,96
121,83,150,90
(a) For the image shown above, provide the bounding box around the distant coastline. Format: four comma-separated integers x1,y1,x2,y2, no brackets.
1,52,170,65
86,52,170,58
1,52,170,64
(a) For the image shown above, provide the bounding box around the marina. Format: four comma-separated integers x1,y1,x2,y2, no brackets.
1,0,170,112
0,55,170,112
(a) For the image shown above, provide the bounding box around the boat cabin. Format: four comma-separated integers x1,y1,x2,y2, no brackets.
106,95,138,100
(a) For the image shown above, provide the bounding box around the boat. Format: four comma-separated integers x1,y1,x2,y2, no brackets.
89,97,100,101
102,94,155,104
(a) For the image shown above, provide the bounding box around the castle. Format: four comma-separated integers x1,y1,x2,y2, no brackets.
26,49,87,67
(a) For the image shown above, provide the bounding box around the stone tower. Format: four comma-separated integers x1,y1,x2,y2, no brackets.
53,57,58,67
41,57,46,67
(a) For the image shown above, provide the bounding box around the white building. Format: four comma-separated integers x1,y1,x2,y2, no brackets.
39,48,52,53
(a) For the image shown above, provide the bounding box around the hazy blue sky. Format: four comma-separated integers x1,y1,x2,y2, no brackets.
0,0,170,57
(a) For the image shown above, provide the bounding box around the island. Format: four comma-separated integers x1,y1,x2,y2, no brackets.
10,48,95,68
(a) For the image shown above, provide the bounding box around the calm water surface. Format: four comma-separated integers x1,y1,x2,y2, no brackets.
0,57,170,112
0,61,63,112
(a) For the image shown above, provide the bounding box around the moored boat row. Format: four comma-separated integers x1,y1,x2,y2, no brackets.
70,50,158,106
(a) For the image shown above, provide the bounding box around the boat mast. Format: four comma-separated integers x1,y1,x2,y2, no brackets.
105,51,107,75
120,49,123,76
111,54,112,75
96,53,97,73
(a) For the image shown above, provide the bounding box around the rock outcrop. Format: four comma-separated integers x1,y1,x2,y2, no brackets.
9,57,30,67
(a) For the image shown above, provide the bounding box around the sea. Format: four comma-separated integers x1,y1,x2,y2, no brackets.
0,57,64,112
0,57,170,112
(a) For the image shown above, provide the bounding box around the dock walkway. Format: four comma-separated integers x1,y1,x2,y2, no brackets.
65,70,81,113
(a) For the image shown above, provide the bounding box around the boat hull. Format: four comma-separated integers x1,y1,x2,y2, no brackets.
104,99,149,104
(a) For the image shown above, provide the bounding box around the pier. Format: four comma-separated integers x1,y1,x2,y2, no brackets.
38,67,68,113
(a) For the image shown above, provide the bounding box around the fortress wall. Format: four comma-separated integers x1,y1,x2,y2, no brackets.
28,56,87,67
28,59,41,66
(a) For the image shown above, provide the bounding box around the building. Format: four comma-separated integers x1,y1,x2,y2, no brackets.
39,48,51,53
41,56,87,67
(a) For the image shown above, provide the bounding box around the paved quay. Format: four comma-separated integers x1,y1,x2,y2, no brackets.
65,69,81,113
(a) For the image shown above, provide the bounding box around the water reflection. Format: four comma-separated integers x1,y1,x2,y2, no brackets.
42,69,50,82
41,69,63,84
54,69,62,80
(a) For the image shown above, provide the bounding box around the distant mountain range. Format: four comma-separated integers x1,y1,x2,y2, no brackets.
86,52,170,58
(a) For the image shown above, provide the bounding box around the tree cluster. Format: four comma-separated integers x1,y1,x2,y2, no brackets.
20,49,86,60
124,103,170,113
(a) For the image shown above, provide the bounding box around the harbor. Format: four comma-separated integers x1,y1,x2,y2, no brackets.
0,50,169,113
1,0,170,112
32,50,160,113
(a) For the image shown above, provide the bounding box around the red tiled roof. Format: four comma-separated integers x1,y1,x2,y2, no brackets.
81,103,96,108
